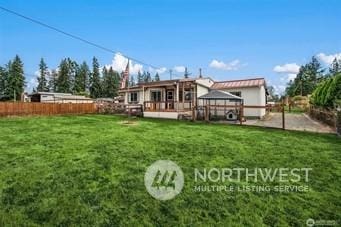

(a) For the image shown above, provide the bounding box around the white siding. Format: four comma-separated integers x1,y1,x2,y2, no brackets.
195,78,214,88
219,86,266,118
144,112,178,119
196,84,209,98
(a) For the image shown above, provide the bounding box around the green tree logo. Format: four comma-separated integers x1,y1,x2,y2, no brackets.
145,160,184,200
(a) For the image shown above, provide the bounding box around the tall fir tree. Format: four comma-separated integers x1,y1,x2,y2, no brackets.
56,59,70,93
74,61,89,94
66,58,78,91
144,71,151,82
102,66,119,97
89,57,102,98
36,58,49,92
154,72,160,81
329,58,341,75
137,71,143,84
7,55,25,101
129,75,136,86
0,66,7,98
184,67,190,78
55,58,78,93
48,69,58,92
286,56,324,96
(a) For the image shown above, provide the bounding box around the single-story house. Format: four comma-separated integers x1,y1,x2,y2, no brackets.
119,77,268,119
29,92,93,103
119,77,214,119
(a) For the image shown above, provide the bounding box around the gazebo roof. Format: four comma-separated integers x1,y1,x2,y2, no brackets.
198,90,243,101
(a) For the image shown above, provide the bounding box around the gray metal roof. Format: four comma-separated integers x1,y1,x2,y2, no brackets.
198,90,243,101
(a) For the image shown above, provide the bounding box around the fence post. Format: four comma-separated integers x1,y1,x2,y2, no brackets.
205,105,209,122
192,106,196,122
239,103,243,125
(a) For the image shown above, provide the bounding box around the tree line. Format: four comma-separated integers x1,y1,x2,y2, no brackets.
0,55,161,101
285,56,341,108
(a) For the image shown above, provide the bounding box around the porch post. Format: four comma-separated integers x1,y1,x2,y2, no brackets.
142,86,145,111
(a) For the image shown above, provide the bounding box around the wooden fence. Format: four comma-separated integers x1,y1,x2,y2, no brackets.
0,102,97,116
308,106,336,128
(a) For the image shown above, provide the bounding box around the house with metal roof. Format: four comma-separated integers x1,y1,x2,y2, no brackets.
119,76,268,119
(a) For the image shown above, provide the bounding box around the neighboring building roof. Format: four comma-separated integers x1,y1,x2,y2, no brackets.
212,78,265,89
198,90,243,101
53,94,92,100
96,98,115,102
29,92,72,96
29,92,92,100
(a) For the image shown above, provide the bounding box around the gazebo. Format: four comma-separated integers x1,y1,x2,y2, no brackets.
196,90,243,121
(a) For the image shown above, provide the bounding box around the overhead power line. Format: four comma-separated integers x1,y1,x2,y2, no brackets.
0,6,163,70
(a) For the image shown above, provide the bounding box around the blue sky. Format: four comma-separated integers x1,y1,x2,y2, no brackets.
1,0,340,93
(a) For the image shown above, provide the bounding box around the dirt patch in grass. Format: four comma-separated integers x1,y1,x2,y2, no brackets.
118,120,139,126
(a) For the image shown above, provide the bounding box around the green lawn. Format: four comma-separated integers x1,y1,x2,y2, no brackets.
0,115,340,226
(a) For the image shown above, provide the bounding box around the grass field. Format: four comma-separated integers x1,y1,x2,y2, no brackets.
0,115,340,226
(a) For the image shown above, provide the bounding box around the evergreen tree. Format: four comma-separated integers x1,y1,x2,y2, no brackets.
267,85,279,102
36,58,49,92
48,69,58,92
329,58,341,74
102,67,120,97
0,66,7,98
56,59,70,93
7,55,25,101
89,57,102,98
184,67,190,78
129,75,136,86
74,61,89,94
144,71,151,82
154,72,160,81
285,56,323,96
66,58,78,91
137,71,143,84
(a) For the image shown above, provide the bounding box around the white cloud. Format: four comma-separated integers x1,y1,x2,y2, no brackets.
209,59,241,71
316,52,341,65
174,66,186,73
26,75,38,92
156,67,167,74
105,53,143,75
287,73,296,81
280,73,297,82
273,63,300,74
272,85,286,95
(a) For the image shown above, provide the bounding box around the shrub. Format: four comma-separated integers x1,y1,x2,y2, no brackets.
311,73,341,108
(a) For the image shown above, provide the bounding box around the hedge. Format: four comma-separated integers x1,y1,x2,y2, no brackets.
311,73,341,108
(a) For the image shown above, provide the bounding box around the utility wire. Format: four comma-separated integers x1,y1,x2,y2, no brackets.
0,6,164,70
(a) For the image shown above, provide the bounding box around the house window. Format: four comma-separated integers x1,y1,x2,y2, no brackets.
129,92,138,103
230,91,241,97
150,91,161,101
179,89,192,101
167,90,174,100
184,90,192,101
